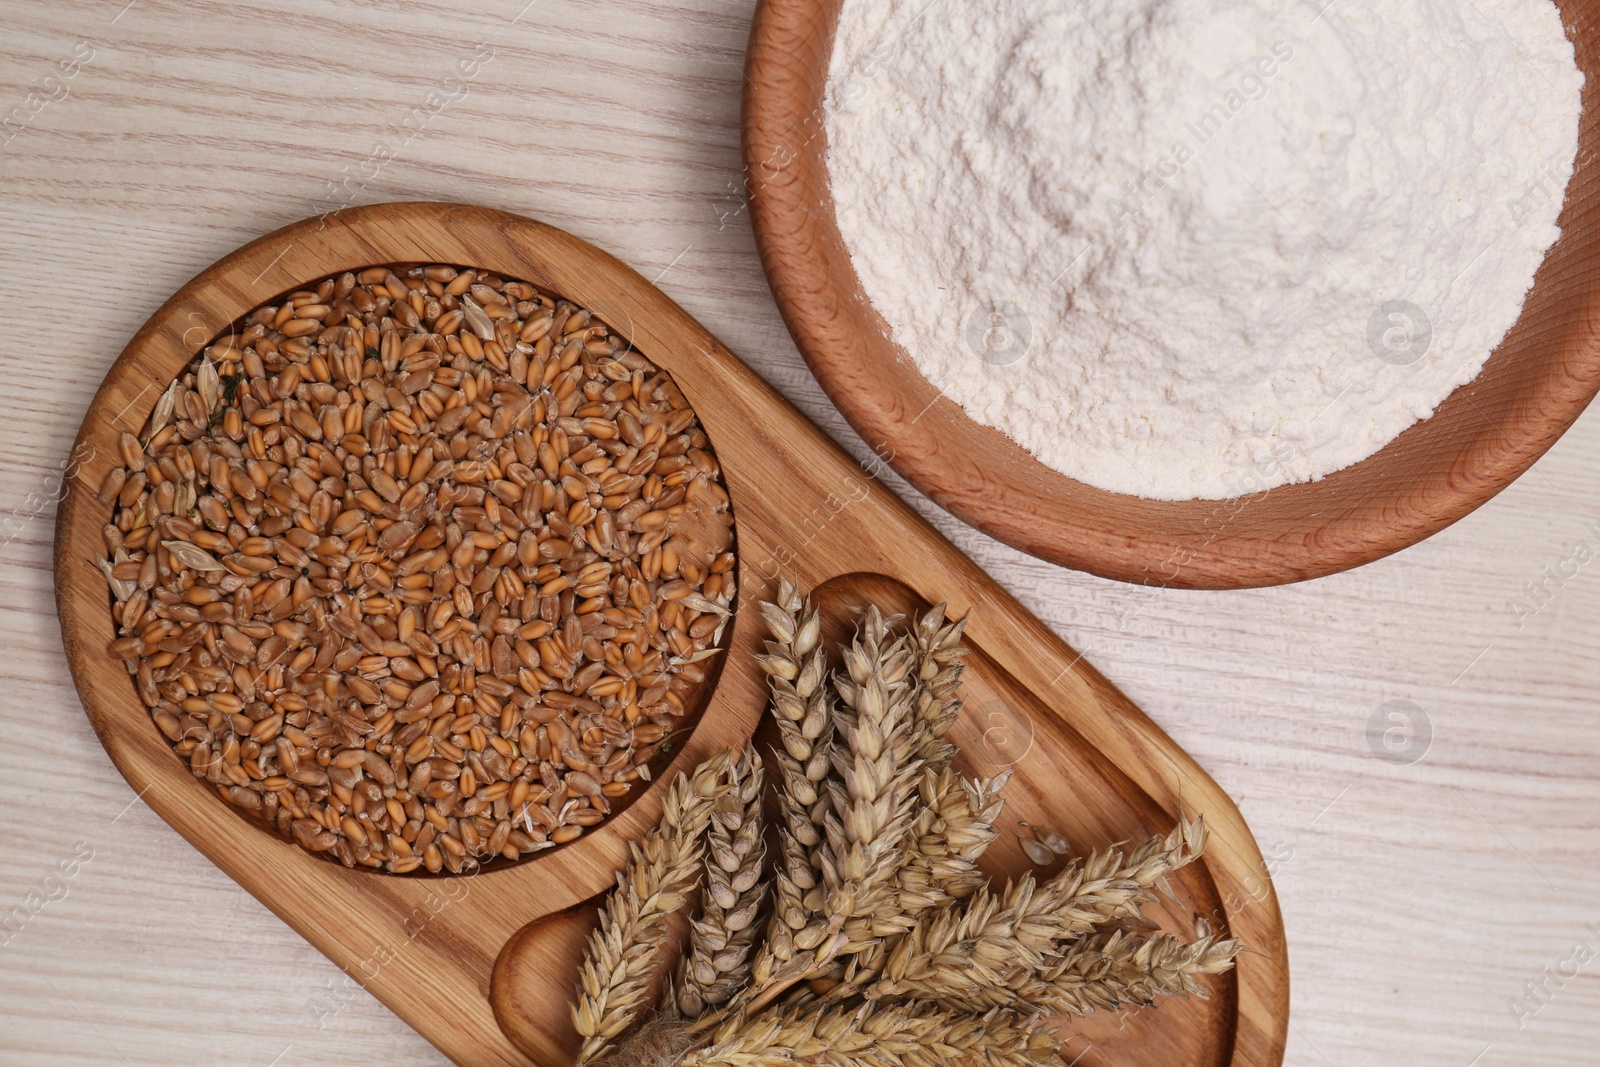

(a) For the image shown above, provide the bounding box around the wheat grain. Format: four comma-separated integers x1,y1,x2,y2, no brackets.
1016,821,1072,868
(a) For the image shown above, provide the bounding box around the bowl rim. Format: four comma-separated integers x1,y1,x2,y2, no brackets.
741,0,1600,589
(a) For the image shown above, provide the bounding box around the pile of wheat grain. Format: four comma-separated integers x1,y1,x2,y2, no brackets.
98,264,734,873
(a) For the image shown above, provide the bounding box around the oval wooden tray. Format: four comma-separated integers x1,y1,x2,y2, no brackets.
742,0,1600,589
55,203,1287,1067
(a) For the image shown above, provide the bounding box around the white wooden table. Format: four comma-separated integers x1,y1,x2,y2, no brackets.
2,2,1596,1064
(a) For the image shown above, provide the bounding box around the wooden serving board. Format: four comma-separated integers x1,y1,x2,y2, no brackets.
54,203,1288,1067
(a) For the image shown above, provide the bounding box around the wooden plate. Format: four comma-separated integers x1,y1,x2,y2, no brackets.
742,0,1600,589
54,203,1287,1066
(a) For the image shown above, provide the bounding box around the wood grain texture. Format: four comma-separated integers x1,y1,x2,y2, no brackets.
742,0,1600,589
1,4,1597,1067
53,204,1286,1066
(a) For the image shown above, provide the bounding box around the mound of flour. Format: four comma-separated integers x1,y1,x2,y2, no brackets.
825,0,1583,499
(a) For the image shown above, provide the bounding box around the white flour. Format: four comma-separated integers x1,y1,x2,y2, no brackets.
825,0,1583,499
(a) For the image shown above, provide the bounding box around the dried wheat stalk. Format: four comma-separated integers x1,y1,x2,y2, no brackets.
683,1000,1059,1067
920,919,1238,1019
1019,921,1241,1017
821,767,1010,1003
677,750,767,1017
736,606,926,1010
880,605,985,922
870,817,1209,1005
567,588,1242,1067
572,751,732,1065
749,581,835,986
821,606,922,956
904,604,967,770
815,606,990,1002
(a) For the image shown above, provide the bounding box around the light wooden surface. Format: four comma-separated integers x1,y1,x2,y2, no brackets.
53,201,1285,1066
0,2,1596,1066
744,0,1600,590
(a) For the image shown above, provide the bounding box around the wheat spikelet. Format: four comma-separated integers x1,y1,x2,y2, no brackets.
885,606,988,920
1030,816,1209,940
897,766,1008,915
749,582,836,988
898,607,1004,910
823,609,996,997
905,603,967,769
677,750,768,1017
870,817,1209,1006
737,605,927,1010
820,605,923,956
572,751,732,1065
929,918,1239,1017
818,767,1013,1005
755,590,829,871
1024,921,1241,1016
